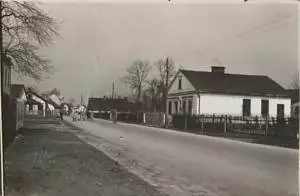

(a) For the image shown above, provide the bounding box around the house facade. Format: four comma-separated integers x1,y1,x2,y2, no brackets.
26,90,47,117
167,67,291,118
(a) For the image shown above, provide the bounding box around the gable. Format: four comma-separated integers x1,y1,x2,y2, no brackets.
168,71,196,95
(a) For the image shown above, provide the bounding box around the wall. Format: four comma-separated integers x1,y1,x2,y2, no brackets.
200,93,291,117
2,62,11,95
168,93,198,115
168,71,195,95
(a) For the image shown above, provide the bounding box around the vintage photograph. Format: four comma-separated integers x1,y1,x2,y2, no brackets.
1,0,299,196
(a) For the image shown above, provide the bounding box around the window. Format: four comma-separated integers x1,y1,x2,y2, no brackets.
38,104,43,110
261,100,269,117
182,101,186,114
277,104,284,118
174,101,178,113
178,77,182,90
188,100,193,114
168,101,172,115
243,99,251,116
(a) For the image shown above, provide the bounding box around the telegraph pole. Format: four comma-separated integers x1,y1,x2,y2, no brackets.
80,94,83,105
165,57,169,128
112,82,115,108
0,1,4,194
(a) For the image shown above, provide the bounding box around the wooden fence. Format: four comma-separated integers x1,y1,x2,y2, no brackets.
172,114,299,138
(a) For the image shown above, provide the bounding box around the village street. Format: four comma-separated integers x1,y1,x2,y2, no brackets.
64,117,298,196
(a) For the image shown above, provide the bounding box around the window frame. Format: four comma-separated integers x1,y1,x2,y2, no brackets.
261,99,269,117
178,76,182,90
188,100,193,114
168,101,172,115
242,99,251,116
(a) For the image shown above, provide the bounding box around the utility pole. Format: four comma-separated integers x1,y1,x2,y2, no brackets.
112,82,115,108
164,57,169,128
80,94,83,105
0,1,4,194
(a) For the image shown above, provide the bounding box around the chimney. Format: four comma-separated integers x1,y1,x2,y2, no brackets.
211,66,225,74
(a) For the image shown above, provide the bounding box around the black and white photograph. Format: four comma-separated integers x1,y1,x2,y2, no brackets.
1,0,299,196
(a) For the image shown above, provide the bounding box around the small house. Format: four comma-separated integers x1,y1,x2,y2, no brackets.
26,90,47,117
167,67,291,118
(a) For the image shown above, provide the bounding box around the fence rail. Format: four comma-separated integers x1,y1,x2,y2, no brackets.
91,111,299,139
172,114,299,138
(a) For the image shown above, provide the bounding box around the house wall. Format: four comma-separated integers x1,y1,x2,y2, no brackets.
200,93,291,117
2,62,11,95
168,93,198,115
31,94,46,117
168,72,195,94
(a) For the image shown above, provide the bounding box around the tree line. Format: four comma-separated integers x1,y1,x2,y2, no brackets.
122,57,176,112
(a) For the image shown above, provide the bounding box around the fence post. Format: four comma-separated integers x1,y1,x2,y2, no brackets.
265,115,269,136
184,115,187,131
224,115,227,133
201,115,204,132
143,112,146,124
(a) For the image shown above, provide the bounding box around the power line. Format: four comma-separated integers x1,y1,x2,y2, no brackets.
196,12,297,57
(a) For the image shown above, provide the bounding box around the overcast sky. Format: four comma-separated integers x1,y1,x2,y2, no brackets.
12,1,298,104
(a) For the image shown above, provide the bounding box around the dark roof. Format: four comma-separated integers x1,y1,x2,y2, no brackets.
10,84,25,98
88,97,142,112
46,99,61,108
178,69,289,97
26,99,41,105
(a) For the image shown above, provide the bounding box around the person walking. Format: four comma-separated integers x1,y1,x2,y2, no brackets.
60,105,64,121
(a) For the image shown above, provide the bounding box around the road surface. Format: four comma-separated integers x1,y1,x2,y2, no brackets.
64,117,298,196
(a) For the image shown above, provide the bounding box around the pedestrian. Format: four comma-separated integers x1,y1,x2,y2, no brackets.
60,106,64,121
112,109,117,123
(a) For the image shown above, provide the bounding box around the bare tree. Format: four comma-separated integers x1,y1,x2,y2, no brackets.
25,85,39,94
41,88,61,99
155,57,176,112
146,78,160,111
1,1,60,80
155,58,176,88
290,72,299,89
48,88,61,96
68,97,76,107
123,60,152,102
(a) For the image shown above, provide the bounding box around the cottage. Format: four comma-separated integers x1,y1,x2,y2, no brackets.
11,84,27,101
167,67,291,118
26,90,47,117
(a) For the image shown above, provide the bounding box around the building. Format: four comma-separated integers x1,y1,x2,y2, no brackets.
167,67,291,118
1,56,25,147
2,55,13,95
10,84,27,130
87,97,141,114
26,90,48,117
10,84,27,101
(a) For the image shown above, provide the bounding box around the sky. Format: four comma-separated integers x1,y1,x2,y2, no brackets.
12,0,299,104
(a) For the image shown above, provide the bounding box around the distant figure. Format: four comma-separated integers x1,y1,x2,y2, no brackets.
60,106,64,121
112,109,117,123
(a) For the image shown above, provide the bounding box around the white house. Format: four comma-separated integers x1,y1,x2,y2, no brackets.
167,67,291,118
49,94,62,106
26,90,47,117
